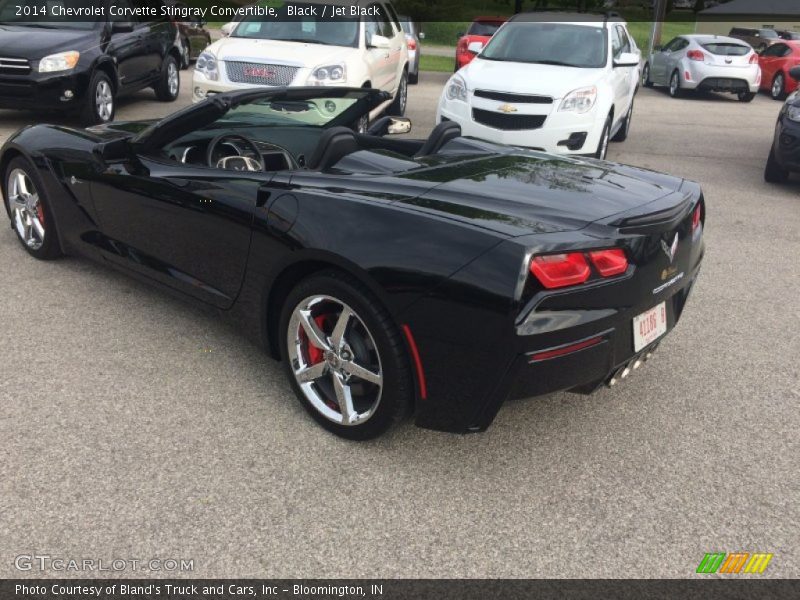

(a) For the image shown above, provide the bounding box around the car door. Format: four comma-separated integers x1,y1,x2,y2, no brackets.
760,43,785,86
107,0,149,89
652,37,678,83
381,2,405,87
609,26,631,126
88,157,266,308
614,26,637,110
364,12,391,90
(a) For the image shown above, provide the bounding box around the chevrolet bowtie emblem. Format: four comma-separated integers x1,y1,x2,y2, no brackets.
498,103,518,113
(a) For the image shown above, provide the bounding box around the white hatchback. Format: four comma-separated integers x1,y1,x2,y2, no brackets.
436,14,641,159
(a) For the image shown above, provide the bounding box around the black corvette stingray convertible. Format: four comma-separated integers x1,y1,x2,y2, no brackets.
1,87,705,439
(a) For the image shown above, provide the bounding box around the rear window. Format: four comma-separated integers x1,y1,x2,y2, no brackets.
468,21,504,36
702,43,750,56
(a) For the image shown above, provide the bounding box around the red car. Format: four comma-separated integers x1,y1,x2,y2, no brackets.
455,16,507,71
759,40,800,100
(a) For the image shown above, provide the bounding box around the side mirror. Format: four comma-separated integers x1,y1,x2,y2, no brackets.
789,65,800,82
111,21,134,34
368,34,391,49
419,32,425,40
467,41,484,54
614,52,640,67
94,138,130,163
220,22,235,37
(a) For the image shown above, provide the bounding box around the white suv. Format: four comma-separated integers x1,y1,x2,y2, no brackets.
437,13,641,159
193,0,409,122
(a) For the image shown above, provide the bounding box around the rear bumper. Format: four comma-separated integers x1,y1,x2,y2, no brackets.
0,70,89,111
680,62,760,92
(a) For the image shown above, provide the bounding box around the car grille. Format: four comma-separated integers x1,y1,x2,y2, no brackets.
474,89,553,104
0,57,31,75
225,61,298,85
472,108,547,131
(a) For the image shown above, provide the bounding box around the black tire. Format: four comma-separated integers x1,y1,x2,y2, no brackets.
408,70,419,85
154,55,180,102
771,73,785,100
612,100,633,142
764,146,789,183
386,70,407,116
278,270,414,440
738,91,756,103
669,70,682,98
3,156,62,260
595,115,612,160
642,62,653,88
179,38,190,70
79,71,115,126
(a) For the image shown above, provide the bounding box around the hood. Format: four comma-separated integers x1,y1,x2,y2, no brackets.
210,37,357,67
0,25,99,60
395,152,684,237
462,58,604,100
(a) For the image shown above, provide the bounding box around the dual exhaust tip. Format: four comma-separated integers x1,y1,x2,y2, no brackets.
607,343,659,387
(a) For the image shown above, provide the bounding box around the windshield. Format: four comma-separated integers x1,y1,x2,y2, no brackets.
0,0,100,29
481,22,607,68
467,21,504,36
216,96,360,129
761,30,779,39
233,3,359,47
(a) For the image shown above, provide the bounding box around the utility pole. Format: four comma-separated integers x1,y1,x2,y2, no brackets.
648,0,669,57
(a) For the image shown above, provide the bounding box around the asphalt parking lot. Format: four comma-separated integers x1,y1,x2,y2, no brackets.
1,72,799,579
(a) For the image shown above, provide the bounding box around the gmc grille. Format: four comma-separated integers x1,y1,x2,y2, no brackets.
474,89,553,104
472,108,547,131
225,61,298,86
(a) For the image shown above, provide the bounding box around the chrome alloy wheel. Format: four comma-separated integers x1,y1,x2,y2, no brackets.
168,61,179,97
772,74,784,99
670,72,679,97
7,168,45,250
398,75,407,114
288,295,383,426
95,80,113,122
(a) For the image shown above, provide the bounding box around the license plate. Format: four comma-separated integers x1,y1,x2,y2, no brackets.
633,302,667,352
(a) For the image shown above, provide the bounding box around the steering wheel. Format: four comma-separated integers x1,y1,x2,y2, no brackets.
206,134,265,172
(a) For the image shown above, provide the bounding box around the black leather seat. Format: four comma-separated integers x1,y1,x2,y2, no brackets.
306,126,360,171
414,121,462,157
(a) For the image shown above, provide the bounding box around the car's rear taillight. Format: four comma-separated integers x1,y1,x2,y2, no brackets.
692,203,703,232
687,50,705,62
749,53,759,64
588,249,629,277
530,253,590,289
407,38,417,51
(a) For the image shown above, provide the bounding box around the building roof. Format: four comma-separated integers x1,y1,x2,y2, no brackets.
700,0,800,17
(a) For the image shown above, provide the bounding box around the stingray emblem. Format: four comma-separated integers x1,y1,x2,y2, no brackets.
498,103,518,113
661,233,679,264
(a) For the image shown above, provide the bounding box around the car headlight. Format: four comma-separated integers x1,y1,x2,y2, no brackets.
559,86,598,114
39,51,80,73
787,104,800,123
445,74,468,102
308,63,346,85
195,52,219,81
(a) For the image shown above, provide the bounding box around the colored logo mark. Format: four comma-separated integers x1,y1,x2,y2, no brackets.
696,552,773,574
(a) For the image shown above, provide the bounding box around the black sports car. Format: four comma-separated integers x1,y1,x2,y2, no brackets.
0,87,705,440
765,66,800,183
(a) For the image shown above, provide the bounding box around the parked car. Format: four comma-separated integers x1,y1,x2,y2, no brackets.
166,1,212,70
759,40,800,100
399,16,422,84
438,13,641,159
0,86,705,439
455,16,507,71
778,30,800,41
0,0,181,125
642,35,760,102
729,27,780,53
192,0,409,125
765,66,800,182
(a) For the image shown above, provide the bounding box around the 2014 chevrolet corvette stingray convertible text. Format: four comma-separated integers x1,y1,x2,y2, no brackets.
1,87,705,439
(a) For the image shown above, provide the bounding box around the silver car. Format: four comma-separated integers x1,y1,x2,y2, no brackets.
642,34,761,102
399,16,423,84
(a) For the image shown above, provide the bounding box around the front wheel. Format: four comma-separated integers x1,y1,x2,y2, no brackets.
4,157,62,259
386,71,407,116
279,271,414,440
80,71,115,125
155,55,180,102
764,146,789,183
595,115,611,160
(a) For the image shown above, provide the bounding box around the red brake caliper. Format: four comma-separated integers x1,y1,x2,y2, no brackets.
302,315,327,365
35,202,45,226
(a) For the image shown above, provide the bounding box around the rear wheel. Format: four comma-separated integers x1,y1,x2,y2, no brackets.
771,73,786,100
738,91,756,102
155,55,180,102
4,157,62,259
279,271,413,440
408,70,419,84
669,70,682,98
386,71,407,116
595,115,611,160
80,71,115,125
642,62,653,88
764,146,789,183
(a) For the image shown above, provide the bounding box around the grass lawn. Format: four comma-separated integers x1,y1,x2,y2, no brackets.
419,54,456,73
